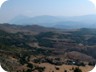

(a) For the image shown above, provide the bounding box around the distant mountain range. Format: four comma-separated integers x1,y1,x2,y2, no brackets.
9,15,96,29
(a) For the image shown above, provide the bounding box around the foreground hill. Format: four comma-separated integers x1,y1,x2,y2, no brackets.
0,24,60,33
0,24,95,72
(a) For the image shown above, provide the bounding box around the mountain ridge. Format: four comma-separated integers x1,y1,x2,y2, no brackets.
9,15,96,29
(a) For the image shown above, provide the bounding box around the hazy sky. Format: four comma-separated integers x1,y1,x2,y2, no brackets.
0,0,95,23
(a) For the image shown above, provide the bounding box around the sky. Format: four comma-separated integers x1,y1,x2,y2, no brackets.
0,0,95,23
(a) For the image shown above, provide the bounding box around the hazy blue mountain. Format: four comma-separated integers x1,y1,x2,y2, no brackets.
54,21,96,29
9,15,66,25
67,15,96,24
9,15,96,29
9,15,30,24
